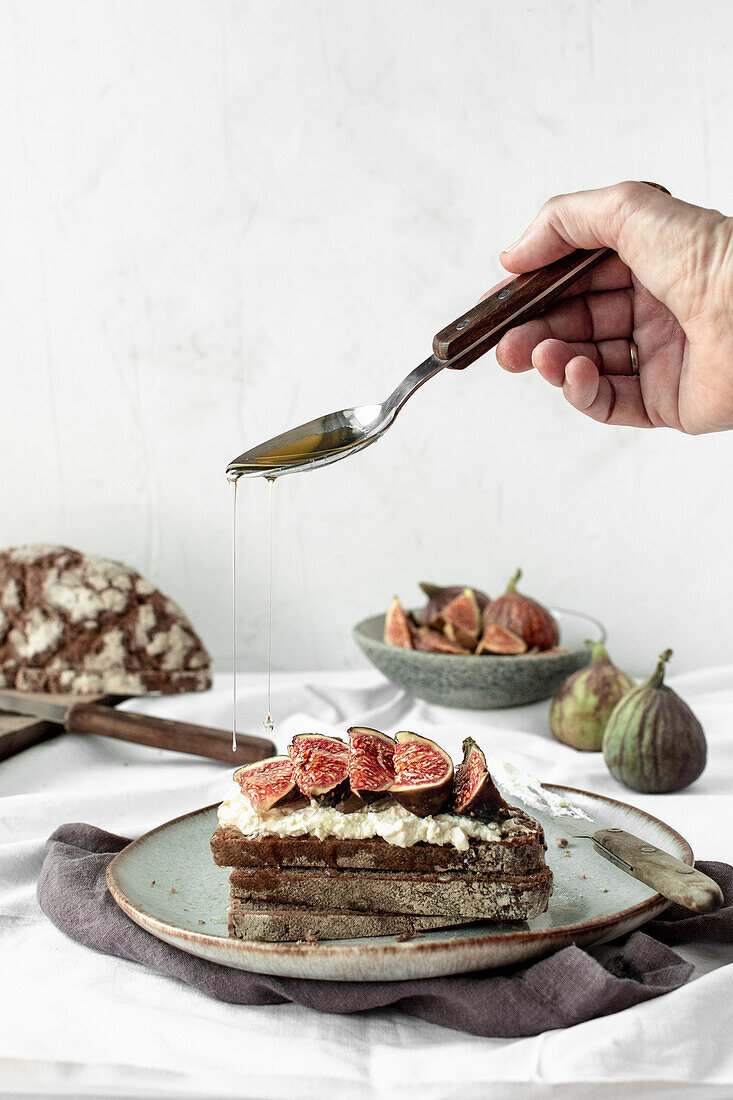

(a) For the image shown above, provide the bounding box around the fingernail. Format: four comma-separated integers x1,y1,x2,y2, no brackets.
502,228,529,253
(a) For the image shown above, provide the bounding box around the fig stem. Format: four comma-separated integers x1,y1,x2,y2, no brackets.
647,648,673,689
419,582,441,598
586,640,610,664
507,568,522,591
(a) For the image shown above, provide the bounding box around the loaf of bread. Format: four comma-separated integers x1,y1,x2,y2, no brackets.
0,545,211,694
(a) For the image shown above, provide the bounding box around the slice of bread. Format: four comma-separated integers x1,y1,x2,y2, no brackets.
229,864,553,921
211,808,546,876
227,897,483,941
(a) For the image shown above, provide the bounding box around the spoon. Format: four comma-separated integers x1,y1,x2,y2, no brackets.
227,246,612,480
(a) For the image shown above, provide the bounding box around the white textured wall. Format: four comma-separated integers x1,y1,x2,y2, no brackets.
0,0,731,677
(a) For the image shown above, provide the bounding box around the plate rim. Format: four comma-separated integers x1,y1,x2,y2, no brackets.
106,784,693,964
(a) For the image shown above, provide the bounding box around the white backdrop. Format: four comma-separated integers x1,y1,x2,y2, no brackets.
0,0,731,678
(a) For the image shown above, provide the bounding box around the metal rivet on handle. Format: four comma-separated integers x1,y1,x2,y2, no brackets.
497,288,510,300
606,828,622,833
639,845,657,853
676,867,695,875
456,319,469,330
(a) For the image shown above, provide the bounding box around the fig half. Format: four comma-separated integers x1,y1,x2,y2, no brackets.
441,588,481,649
287,733,350,806
419,582,490,628
391,730,454,817
233,756,299,813
348,726,396,803
476,623,528,655
384,596,414,649
413,627,470,654
452,738,509,820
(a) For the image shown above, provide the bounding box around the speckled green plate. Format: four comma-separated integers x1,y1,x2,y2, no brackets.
106,786,692,982
353,607,605,709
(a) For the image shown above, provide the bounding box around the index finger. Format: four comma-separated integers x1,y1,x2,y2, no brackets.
480,252,631,304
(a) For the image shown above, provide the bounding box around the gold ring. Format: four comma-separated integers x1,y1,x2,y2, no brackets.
629,339,640,376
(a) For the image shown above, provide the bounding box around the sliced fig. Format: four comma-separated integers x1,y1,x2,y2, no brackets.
384,596,414,649
452,738,509,820
441,588,481,649
233,756,298,813
476,623,528,655
348,726,396,803
419,582,490,628
482,569,559,651
287,733,350,806
413,626,470,655
391,730,453,817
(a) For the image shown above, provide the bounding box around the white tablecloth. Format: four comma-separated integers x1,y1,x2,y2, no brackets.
1,668,732,1099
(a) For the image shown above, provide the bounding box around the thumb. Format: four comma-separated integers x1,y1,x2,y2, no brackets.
500,181,676,277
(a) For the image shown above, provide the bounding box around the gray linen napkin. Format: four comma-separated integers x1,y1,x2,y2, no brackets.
37,823,733,1038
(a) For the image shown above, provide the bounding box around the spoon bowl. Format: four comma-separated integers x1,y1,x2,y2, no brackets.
226,245,614,480
226,402,387,480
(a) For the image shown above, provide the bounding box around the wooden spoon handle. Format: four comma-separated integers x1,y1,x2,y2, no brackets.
434,181,670,370
433,247,610,366
65,703,275,765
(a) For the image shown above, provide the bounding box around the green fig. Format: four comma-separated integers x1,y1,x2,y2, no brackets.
602,649,707,793
550,642,634,751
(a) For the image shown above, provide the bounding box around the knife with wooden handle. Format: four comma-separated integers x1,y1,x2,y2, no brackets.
0,690,275,766
576,828,724,913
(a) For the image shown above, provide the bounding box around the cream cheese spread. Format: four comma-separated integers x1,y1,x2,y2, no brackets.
217,782,504,850
486,759,592,820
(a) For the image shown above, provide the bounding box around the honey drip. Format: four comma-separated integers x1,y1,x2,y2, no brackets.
230,473,277,755
263,476,275,734
231,477,238,753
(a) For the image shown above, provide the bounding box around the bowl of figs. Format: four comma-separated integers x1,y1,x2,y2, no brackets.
353,569,605,710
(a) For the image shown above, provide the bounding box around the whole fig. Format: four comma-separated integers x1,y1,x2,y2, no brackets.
602,649,707,793
482,569,559,651
550,642,634,751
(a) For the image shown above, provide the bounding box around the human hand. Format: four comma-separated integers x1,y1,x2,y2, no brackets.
493,182,733,433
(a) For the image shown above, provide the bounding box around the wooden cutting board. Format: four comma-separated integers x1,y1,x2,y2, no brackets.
0,691,126,762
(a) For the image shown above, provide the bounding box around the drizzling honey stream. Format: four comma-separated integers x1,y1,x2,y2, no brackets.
230,473,276,754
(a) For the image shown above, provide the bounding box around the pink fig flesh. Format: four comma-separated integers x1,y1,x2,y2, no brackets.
233,756,299,813
391,730,454,817
288,733,350,806
384,596,414,649
348,726,396,802
452,738,509,820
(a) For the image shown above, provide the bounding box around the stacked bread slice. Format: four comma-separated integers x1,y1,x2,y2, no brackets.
211,728,553,941
212,809,552,941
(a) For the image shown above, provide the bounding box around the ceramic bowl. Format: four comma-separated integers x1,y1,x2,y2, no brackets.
353,608,606,709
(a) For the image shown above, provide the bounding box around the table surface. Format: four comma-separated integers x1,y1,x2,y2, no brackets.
1,667,732,1100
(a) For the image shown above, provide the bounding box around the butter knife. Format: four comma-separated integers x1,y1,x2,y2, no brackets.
574,828,723,913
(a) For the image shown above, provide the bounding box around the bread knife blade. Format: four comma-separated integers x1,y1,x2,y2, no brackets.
0,690,275,765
